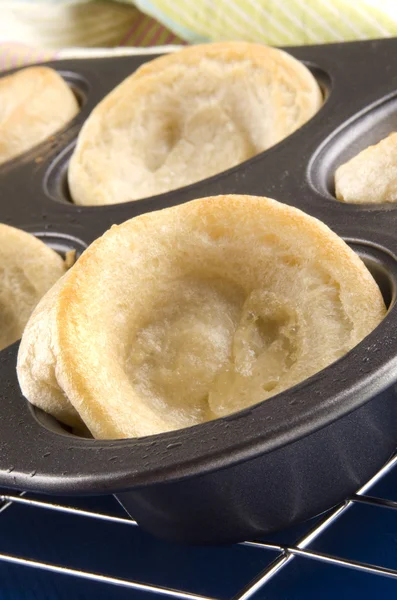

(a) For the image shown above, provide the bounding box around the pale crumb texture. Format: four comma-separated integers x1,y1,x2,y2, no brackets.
64,249,77,269
17,195,386,439
68,42,322,205
335,132,397,204
0,66,79,165
0,224,66,351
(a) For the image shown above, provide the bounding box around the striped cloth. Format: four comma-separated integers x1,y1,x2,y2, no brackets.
0,1,184,71
1,0,397,72
136,0,397,45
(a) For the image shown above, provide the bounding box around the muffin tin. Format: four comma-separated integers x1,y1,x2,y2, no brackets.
1,38,397,545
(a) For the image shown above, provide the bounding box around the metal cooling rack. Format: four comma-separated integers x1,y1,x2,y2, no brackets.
2,453,397,599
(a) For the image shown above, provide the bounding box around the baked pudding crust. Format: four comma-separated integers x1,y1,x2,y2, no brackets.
0,224,67,351
0,66,79,165
68,42,322,205
335,132,397,204
17,195,385,439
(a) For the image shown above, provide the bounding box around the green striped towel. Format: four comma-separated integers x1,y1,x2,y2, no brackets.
134,0,397,45
2,0,397,72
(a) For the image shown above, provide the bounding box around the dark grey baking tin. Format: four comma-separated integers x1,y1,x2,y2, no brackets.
1,38,397,545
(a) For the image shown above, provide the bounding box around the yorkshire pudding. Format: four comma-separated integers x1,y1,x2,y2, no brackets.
68,43,322,205
0,66,79,166
335,132,397,203
0,225,67,351
17,195,385,438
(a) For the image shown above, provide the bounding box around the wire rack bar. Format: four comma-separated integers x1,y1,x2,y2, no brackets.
289,547,397,580
0,499,13,514
1,451,397,598
231,554,292,600
350,494,397,510
232,452,397,599
233,500,351,600
0,490,24,515
0,494,137,526
356,452,397,493
0,552,215,600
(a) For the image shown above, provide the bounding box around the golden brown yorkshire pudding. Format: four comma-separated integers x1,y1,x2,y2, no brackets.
17,195,385,439
68,43,322,205
0,66,79,165
0,224,67,351
335,132,397,203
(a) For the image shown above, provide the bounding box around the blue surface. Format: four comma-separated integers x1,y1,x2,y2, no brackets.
0,492,274,599
258,557,397,600
2,459,397,600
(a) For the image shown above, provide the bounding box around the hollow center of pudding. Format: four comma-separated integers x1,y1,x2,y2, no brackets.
100,60,286,201
126,277,299,428
142,101,260,176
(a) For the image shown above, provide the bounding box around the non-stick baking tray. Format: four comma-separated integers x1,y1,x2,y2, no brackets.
1,38,397,545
